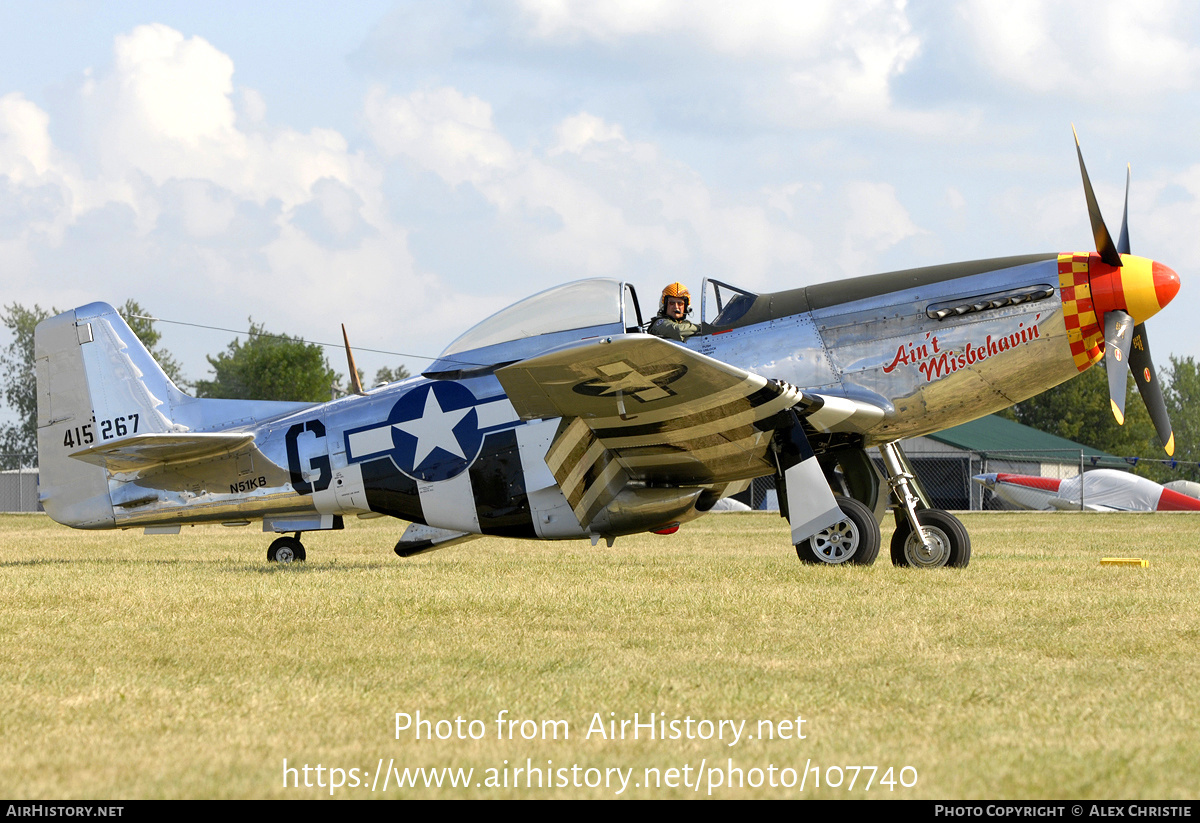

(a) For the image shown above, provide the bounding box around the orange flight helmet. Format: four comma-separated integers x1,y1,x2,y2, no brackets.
660,282,690,314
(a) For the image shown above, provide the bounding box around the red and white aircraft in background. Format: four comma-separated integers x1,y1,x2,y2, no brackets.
973,469,1200,512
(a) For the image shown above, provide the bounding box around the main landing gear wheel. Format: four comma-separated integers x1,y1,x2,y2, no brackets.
267,535,306,563
796,495,880,566
890,509,970,568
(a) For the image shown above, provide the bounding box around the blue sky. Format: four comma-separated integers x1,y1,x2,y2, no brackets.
2,0,1197,397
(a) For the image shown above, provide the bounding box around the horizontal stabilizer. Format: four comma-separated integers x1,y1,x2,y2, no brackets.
70,432,255,474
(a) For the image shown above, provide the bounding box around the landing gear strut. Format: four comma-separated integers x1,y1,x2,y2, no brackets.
879,442,970,568
267,532,306,563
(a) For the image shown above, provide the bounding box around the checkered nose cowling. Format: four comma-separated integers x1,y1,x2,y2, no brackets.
1057,252,1180,373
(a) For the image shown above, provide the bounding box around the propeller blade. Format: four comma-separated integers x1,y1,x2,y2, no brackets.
1128,323,1175,455
1117,164,1131,255
1073,126,1122,267
1104,309,1134,425
1074,136,1175,454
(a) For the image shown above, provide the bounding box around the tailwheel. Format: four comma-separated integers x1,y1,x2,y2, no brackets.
267,534,306,563
796,495,880,566
890,509,970,568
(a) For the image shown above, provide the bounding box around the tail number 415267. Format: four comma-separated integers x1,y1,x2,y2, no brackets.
63,414,140,449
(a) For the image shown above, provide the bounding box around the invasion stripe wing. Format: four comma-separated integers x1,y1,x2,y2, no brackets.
498,335,882,527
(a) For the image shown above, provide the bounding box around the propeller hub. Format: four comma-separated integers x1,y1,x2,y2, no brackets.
1088,253,1179,325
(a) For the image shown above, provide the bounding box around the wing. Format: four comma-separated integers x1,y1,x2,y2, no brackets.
497,334,883,540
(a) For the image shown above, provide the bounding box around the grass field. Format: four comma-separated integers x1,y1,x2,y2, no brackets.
2,510,1198,799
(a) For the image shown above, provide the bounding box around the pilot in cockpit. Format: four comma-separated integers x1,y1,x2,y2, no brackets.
647,282,700,342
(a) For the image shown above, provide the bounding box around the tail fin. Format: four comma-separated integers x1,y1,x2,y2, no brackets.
37,303,317,530
35,302,191,528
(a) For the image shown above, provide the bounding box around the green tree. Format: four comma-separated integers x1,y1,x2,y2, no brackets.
0,303,54,458
1164,356,1200,483
194,320,342,402
373,364,411,387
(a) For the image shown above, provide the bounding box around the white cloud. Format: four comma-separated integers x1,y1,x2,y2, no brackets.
786,2,919,118
165,179,238,238
110,23,238,146
1134,164,1200,275
0,24,453,378
0,93,55,181
362,82,929,291
551,113,627,156
517,0,836,54
763,182,809,220
0,92,82,244
364,86,516,186
365,86,690,275
961,0,1200,98
20,23,395,240
77,24,376,216
10,11,1104,380
515,0,920,123
837,181,922,274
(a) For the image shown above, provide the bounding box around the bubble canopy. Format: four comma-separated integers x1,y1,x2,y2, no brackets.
424,279,640,376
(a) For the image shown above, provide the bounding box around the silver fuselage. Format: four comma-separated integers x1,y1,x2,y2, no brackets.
35,254,1098,539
